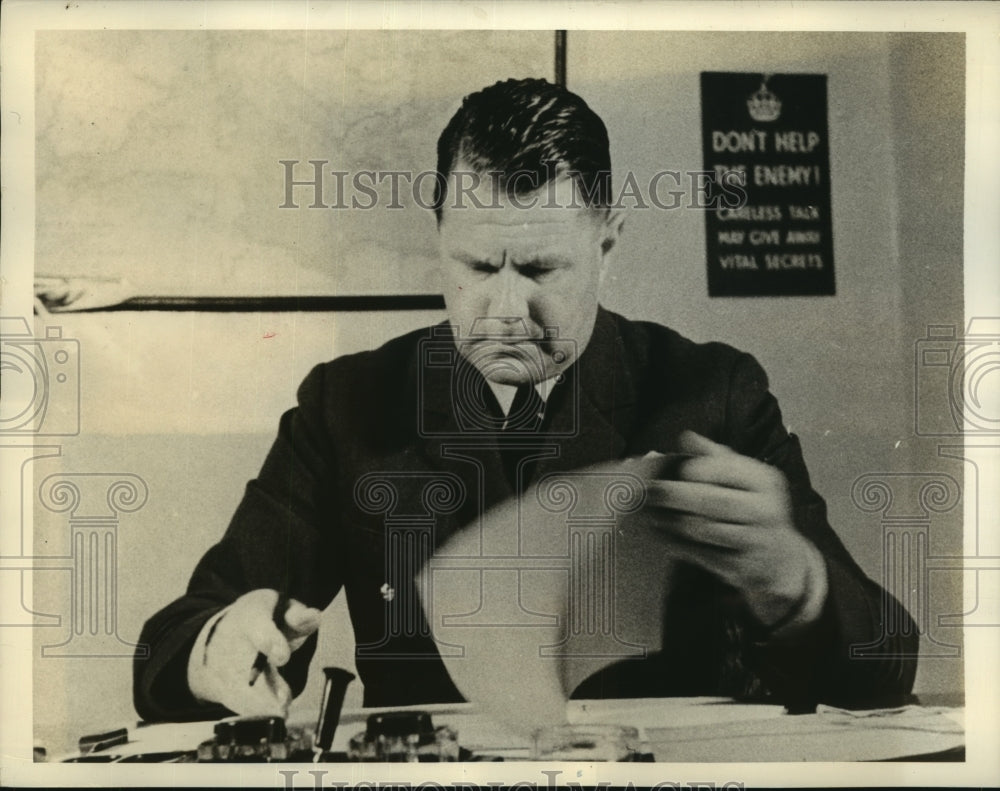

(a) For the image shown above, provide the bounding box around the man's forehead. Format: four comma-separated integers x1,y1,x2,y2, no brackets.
440,175,600,230
442,204,596,230
446,240,579,267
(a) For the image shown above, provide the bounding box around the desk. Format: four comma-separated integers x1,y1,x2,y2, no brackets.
73,698,963,763
335,698,964,762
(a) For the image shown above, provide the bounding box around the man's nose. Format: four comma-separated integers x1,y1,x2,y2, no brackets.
486,266,531,324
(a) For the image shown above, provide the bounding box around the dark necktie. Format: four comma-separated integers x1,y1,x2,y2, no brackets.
503,382,546,432
500,383,547,490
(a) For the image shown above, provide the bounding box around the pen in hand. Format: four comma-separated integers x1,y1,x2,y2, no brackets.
249,593,290,687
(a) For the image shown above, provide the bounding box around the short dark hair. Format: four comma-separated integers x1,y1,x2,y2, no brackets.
433,78,611,221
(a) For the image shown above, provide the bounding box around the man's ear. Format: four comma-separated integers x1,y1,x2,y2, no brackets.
599,207,627,257
598,208,627,286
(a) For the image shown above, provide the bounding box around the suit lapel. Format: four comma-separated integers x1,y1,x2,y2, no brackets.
535,306,639,478
411,309,642,519
410,325,510,536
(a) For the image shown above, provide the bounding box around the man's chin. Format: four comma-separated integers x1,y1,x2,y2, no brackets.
483,370,535,387
473,351,568,386
459,340,539,373
457,332,581,384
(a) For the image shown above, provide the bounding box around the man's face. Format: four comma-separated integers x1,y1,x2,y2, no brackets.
437,169,622,386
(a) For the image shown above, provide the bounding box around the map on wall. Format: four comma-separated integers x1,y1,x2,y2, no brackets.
34,30,553,305
701,72,835,297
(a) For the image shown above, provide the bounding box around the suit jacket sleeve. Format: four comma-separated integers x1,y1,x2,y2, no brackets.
723,351,918,709
133,364,344,722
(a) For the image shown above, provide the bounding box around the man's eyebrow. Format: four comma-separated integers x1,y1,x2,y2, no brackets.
510,255,573,268
449,250,495,266
448,251,570,268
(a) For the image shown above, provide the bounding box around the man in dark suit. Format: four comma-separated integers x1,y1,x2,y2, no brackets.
134,78,917,723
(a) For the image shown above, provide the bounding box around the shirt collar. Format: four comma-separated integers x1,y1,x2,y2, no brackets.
487,377,557,416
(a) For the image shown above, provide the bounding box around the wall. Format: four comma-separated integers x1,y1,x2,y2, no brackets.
571,31,965,698
887,32,966,701
29,31,965,755
35,30,553,297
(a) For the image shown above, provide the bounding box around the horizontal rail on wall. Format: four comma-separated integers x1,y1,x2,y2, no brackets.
60,295,448,313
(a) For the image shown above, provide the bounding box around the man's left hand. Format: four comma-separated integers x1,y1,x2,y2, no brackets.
641,430,824,631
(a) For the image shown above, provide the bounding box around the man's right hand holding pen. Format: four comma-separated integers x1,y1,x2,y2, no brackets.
187,588,322,716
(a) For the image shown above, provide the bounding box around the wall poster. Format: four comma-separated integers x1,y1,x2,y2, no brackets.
701,72,835,296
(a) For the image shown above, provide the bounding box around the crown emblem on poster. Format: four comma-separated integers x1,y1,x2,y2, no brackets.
747,76,781,122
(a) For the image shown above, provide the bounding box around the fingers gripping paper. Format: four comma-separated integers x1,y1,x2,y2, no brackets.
417,461,677,736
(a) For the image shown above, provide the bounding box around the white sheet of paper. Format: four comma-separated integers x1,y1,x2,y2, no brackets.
417,459,678,737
